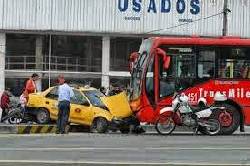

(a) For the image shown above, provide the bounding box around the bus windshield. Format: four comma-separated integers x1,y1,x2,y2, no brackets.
130,39,152,100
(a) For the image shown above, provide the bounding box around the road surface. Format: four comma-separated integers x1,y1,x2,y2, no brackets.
0,132,249,165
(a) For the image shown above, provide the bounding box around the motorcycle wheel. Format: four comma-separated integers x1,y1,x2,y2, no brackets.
155,116,176,135
204,118,221,136
7,109,23,124
8,116,23,124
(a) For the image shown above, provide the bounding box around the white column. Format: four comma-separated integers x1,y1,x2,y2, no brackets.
35,73,42,92
0,33,6,92
101,36,110,88
35,36,43,92
36,36,43,70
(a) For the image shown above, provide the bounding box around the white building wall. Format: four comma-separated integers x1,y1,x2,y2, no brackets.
0,0,228,37
227,0,250,38
0,0,3,29
0,33,5,91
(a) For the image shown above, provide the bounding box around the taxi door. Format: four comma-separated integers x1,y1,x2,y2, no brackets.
69,90,93,125
44,87,59,120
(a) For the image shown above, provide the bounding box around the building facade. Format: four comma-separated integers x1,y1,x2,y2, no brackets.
0,0,250,95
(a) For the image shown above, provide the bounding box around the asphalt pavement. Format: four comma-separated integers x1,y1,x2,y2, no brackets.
0,129,249,166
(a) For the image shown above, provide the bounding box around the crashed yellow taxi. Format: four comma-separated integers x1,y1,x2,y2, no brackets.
26,86,137,133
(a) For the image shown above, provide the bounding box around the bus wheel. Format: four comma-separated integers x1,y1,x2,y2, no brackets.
212,104,240,135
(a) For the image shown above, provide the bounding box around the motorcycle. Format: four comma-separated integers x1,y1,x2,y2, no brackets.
155,93,223,135
1,105,34,124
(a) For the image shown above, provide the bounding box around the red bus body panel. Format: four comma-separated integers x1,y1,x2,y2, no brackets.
135,37,250,125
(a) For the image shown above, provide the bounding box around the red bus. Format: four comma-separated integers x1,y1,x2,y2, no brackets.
129,37,250,135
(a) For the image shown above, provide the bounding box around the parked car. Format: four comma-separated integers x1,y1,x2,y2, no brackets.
26,86,138,133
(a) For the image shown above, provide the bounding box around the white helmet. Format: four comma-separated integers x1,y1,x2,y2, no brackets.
214,92,227,101
179,93,189,103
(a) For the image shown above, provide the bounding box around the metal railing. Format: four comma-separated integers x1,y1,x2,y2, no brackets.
5,55,102,72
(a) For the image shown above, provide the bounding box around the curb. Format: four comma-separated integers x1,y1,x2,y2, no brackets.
0,124,248,135
17,125,57,134
0,124,90,134
0,125,57,134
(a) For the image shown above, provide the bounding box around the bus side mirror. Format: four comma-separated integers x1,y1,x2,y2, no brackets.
155,48,170,69
129,52,139,73
163,56,170,69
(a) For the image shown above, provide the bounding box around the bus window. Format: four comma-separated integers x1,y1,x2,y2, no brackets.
198,49,215,78
158,47,196,98
165,47,196,78
217,47,250,79
158,56,175,98
145,57,154,103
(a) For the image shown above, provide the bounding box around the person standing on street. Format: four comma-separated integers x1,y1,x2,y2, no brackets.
0,90,11,122
57,74,74,134
25,73,40,94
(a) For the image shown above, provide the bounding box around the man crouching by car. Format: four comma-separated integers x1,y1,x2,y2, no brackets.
56,74,74,134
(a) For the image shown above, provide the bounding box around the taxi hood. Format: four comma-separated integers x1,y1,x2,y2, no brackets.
100,92,132,118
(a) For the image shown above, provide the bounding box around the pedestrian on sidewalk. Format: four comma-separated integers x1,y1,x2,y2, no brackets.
56,74,74,134
19,90,28,113
0,89,11,122
24,73,40,94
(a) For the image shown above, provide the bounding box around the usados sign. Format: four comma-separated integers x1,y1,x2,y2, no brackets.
118,0,200,15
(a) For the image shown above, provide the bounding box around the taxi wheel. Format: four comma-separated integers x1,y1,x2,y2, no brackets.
36,108,50,124
93,118,108,133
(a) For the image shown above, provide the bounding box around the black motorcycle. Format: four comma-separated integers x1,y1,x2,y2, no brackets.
1,105,34,124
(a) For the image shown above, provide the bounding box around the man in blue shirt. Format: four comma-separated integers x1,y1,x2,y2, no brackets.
56,74,74,134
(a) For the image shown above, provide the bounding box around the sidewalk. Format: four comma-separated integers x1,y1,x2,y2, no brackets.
0,123,249,135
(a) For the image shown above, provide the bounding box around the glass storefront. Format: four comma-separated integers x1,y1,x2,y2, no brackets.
5,34,141,96
110,37,141,71
6,34,102,72
6,34,37,70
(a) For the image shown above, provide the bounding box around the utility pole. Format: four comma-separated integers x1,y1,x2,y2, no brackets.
222,0,231,36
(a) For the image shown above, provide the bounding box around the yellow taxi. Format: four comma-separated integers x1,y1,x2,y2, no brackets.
27,86,136,133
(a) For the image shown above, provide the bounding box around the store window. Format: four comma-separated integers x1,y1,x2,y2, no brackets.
110,37,141,71
6,34,37,70
6,34,102,72
45,35,102,72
